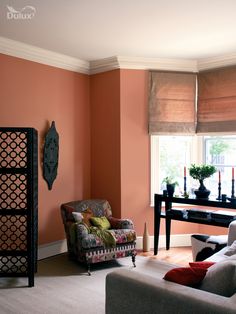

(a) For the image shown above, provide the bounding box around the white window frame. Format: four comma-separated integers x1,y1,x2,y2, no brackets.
150,135,203,206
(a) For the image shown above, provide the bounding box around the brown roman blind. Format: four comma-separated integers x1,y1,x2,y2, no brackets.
197,66,236,133
149,71,197,134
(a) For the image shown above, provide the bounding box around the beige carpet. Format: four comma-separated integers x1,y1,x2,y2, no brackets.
0,254,151,314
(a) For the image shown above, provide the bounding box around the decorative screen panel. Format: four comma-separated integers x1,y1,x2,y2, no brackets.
0,256,27,274
0,173,27,210
0,131,27,168
0,215,27,251
0,128,38,287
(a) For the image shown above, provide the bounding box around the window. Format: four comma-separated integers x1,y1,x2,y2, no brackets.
204,136,236,199
151,135,236,205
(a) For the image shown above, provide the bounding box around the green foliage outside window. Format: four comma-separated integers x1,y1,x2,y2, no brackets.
209,138,229,156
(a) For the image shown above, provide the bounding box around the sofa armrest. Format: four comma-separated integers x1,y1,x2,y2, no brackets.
228,220,236,246
108,217,134,229
106,269,236,314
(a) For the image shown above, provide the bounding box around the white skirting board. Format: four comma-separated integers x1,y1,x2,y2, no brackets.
135,233,192,252
38,234,192,260
38,239,68,260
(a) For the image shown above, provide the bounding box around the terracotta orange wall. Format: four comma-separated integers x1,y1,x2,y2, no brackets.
119,69,200,236
90,70,121,216
198,224,227,235
1,53,227,244
120,69,151,233
89,69,200,236
0,53,91,245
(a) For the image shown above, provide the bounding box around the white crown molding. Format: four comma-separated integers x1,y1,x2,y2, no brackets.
117,56,198,72
1,36,236,74
90,55,198,74
0,36,90,74
198,53,236,71
91,54,236,74
89,56,120,74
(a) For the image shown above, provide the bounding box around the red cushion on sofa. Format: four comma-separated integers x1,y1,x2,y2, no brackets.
189,261,215,269
163,267,207,286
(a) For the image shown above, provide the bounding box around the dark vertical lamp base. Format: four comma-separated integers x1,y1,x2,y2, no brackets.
232,179,235,198
216,182,221,200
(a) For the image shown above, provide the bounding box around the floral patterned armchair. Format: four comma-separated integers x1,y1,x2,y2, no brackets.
61,199,136,275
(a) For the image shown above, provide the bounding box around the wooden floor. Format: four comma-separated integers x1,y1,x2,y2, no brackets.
138,246,193,266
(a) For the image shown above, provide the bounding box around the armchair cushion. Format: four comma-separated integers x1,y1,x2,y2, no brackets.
71,223,136,249
71,223,104,249
108,217,134,229
81,208,93,227
90,216,111,230
109,229,136,244
82,234,104,249
72,209,93,226
72,212,83,223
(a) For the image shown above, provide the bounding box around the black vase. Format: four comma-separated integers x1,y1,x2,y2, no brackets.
167,184,175,197
194,179,210,199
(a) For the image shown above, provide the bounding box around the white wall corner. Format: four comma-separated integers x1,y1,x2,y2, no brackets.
38,239,68,260
89,56,120,74
0,36,90,74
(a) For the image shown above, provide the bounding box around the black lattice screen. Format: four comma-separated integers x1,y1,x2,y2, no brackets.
0,128,38,287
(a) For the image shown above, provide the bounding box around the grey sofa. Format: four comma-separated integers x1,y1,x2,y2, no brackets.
106,221,236,314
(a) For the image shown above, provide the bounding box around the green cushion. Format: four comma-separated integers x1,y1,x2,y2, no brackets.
90,216,111,230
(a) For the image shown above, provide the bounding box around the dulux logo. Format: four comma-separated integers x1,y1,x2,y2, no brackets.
7,5,36,20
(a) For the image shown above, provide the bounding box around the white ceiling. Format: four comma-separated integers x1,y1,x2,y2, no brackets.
1,0,236,62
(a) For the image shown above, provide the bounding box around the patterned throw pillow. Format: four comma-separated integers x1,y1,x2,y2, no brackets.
90,216,111,230
81,208,93,227
72,212,83,223
191,234,227,261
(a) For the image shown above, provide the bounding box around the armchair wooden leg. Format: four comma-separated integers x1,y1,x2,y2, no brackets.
87,263,91,276
132,253,136,267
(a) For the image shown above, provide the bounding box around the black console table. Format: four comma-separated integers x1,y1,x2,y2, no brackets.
154,194,236,255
